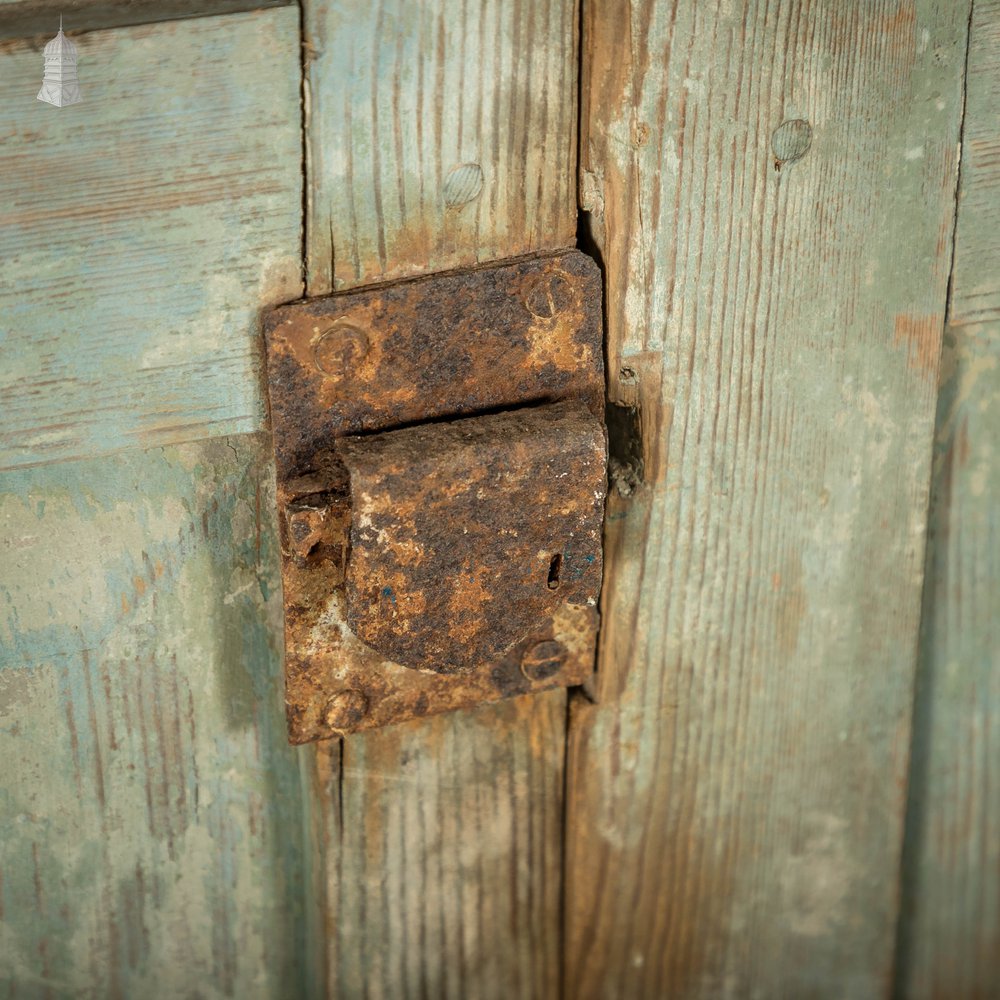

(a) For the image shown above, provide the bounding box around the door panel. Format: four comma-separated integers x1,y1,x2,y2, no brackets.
0,10,302,472
311,690,566,999
300,1,579,995
566,2,970,996
896,1,1000,994
3,1,998,997
0,11,311,998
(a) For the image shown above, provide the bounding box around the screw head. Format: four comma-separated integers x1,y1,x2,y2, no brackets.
313,323,369,378
520,640,566,683
523,273,574,319
771,119,812,167
324,689,368,730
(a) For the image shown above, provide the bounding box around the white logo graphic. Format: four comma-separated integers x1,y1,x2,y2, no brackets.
37,18,81,107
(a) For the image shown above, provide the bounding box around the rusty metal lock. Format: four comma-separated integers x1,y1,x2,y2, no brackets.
264,251,606,743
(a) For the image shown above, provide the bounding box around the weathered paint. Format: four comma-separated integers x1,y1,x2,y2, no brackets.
7,0,990,993
302,0,578,294
2,0,582,991
896,3,1000,995
0,434,314,997
0,14,313,994
946,5,1000,331
566,1,970,996
0,9,302,472
0,0,291,39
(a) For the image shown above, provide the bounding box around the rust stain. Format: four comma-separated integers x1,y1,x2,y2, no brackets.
893,313,941,381
263,251,607,743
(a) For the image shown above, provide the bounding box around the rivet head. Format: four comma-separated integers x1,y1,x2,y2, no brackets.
324,689,368,730
523,273,574,319
314,323,369,378
520,640,566,683
443,162,484,207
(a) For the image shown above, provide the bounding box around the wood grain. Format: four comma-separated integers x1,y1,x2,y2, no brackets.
301,1,579,994
0,9,302,472
946,4,1000,329
302,0,577,295
0,433,316,998
896,3,1000,995
310,691,565,1000
0,0,290,40
566,1,970,996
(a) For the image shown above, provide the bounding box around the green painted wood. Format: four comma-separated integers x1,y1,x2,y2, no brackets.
0,11,314,994
565,1,970,997
0,9,302,473
300,1,579,994
302,0,578,295
0,1,290,40
896,3,1000,995
0,433,314,998
946,4,1000,331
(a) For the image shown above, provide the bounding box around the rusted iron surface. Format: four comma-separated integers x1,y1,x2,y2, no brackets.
342,401,605,673
264,250,606,743
264,251,604,482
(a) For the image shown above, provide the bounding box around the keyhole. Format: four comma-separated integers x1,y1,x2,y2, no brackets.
547,554,563,590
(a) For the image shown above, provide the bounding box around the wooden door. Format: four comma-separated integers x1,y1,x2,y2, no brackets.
1,2,997,998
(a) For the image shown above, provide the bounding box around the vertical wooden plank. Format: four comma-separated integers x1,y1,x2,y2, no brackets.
302,0,578,294
0,10,302,471
896,3,1000,995
0,435,312,998
943,2,1000,332
0,12,316,993
300,1,579,995
566,2,969,997
313,693,565,1000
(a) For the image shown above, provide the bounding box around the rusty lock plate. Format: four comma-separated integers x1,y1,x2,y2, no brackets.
264,251,606,743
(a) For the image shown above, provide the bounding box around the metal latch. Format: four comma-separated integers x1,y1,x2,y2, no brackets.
264,251,606,743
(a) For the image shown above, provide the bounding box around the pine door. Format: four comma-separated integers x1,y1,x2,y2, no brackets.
2,2,998,998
